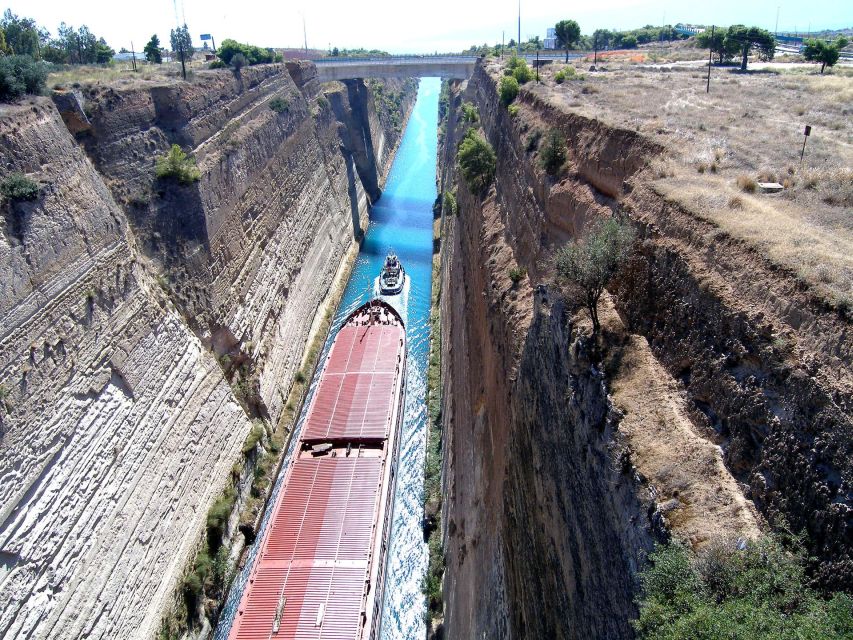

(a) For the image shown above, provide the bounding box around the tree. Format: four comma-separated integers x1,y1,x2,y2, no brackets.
144,34,162,63
555,19,581,63
217,39,274,66
95,38,114,64
170,24,193,60
1,10,40,58
155,144,201,184
696,28,740,64
0,55,47,101
803,39,841,74
539,128,566,175
555,217,634,335
457,129,496,195
620,34,638,49
725,25,775,71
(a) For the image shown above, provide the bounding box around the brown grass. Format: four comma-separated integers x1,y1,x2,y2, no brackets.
529,59,852,304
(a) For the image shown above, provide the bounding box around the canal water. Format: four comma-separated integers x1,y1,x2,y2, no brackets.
216,76,440,640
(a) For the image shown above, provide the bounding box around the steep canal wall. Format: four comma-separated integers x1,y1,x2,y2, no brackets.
0,63,416,639
436,61,775,638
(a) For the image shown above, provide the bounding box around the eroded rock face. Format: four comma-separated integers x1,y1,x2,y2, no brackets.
439,59,852,639
0,100,252,639
0,65,416,639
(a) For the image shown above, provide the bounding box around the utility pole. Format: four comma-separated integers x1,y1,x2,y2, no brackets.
775,6,780,37
303,14,308,55
517,0,521,55
502,31,505,58
178,39,186,80
536,49,539,82
131,41,137,71
706,25,714,93
594,33,598,66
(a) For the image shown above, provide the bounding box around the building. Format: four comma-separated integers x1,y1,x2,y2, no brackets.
674,23,706,37
544,27,557,49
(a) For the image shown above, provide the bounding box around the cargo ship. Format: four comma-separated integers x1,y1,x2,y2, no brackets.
228,300,406,640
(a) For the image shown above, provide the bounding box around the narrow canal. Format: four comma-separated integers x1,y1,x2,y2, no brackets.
216,76,440,639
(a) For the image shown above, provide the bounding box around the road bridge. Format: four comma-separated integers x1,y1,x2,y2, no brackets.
314,53,585,80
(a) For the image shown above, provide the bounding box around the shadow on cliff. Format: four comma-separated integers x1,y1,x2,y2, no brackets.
498,291,656,639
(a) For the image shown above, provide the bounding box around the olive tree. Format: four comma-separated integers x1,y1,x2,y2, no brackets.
555,217,634,335
555,19,581,63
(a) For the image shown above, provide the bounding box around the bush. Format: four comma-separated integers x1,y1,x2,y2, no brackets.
0,173,39,201
508,104,520,118
499,75,519,106
0,55,47,102
231,52,247,71
736,175,757,193
554,66,576,84
508,266,527,284
513,61,533,84
457,129,496,195
155,145,201,184
461,101,479,123
269,97,289,113
242,422,265,455
208,59,227,69
635,538,853,639
217,39,274,66
539,128,567,175
443,191,457,216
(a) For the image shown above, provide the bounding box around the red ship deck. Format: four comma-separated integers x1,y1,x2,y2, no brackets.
229,301,405,640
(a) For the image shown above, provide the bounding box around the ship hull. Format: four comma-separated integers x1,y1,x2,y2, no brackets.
228,300,407,640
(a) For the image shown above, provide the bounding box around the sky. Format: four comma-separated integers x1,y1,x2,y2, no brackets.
7,0,851,54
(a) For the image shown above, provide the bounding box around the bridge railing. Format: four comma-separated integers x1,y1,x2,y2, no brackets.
314,52,587,65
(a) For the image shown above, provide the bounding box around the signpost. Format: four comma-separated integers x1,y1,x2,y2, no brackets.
200,33,216,52
800,125,811,166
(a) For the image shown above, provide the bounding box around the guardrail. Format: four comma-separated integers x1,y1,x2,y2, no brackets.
314,52,588,65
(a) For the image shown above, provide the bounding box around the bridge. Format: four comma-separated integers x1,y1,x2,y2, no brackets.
314,53,584,80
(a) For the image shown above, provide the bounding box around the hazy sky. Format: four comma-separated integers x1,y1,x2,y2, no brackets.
7,0,851,53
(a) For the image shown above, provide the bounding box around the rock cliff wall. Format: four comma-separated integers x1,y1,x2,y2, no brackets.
439,59,851,639
0,64,415,639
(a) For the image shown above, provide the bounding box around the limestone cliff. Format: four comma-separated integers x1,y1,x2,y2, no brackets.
0,63,415,639
435,58,851,639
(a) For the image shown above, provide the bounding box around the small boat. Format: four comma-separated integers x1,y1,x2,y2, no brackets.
379,252,405,295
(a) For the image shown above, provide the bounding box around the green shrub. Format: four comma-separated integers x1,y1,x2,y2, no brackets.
155,145,201,184
554,66,576,84
499,75,519,106
269,97,289,113
0,173,39,201
461,101,479,123
316,94,329,110
513,61,533,84
526,129,543,152
508,104,520,118
217,39,274,66
457,129,496,195
242,422,265,455
208,59,227,69
635,537,853,639
443,191,457,216
206,486,237,550
508,266,527,284
0,55,46,102
539,128,567,175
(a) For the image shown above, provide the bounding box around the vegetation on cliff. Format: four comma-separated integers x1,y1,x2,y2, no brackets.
155,145,201,185
217,39,280,66
635,537,853,639
555,217,634,335
0,172,39,201
0,54,46,101
457,129,496,194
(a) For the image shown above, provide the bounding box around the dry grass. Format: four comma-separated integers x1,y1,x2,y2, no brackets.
529,58,853,306
47,60,212,90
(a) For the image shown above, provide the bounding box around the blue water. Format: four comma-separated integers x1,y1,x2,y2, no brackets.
215,77,440,640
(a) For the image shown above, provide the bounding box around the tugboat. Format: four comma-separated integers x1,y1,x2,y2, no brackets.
379,252,405,295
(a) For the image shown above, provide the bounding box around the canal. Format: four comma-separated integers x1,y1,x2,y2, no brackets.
216,76,440,639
